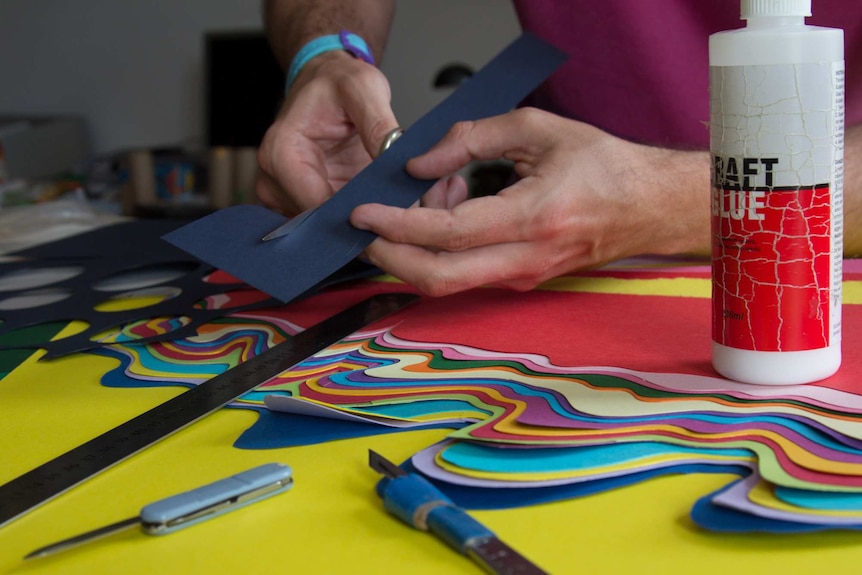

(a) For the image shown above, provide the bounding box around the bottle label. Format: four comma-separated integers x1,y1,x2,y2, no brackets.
709,61,844,352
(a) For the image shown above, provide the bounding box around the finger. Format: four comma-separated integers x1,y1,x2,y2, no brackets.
418,177,450,210
406,109,549,180
442,174,470,209
352,186,534,252
419,175,469,209
362,235,554,297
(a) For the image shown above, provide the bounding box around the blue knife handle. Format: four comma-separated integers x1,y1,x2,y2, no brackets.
426,505,495,553
380,473,494,553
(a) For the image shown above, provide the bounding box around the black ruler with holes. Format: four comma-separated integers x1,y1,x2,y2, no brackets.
0,292,418,528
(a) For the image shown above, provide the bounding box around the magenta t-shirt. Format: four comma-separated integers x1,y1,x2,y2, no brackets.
512,0,862,149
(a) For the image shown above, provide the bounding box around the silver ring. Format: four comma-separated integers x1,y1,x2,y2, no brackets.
378,127,404,157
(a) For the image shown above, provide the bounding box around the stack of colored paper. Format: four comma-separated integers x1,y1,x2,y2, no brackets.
261,326,862,532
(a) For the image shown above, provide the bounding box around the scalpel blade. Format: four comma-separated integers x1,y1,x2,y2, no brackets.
468,537,548,575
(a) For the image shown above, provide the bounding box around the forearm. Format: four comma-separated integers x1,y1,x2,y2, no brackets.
263,0,395,69
842,123,862,256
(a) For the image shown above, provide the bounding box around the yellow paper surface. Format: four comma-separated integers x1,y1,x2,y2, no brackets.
4,268,862,572
4,349,862,575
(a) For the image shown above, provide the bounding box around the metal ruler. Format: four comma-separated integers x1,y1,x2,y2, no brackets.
0,292,418,528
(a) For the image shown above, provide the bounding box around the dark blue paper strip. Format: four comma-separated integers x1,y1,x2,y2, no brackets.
164,33,568,302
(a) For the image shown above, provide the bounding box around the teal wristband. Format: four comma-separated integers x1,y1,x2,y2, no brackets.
286,30,375,90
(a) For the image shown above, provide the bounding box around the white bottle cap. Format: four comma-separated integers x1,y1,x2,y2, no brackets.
741,0,811,18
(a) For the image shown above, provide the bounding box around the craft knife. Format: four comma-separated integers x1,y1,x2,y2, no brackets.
369,450,548,575
25,463,293,559
0,292,419,528
261,127,404,242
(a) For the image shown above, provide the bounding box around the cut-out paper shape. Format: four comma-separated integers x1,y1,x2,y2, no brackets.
689,478,853,533
0,219,379,358
775,485,862,511
712,472,862,526
397,455,751,512
93,286,183,311
92,262,200,292
264,394,479,428
258,328,862,493
163,33,568,303
746,479,862,521
410,440,754,488
0,266,84,291
0,288,71,309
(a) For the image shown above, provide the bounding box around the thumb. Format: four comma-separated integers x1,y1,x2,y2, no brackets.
340,68,401,159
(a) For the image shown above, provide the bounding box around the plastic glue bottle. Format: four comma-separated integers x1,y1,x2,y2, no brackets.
709,0,844,385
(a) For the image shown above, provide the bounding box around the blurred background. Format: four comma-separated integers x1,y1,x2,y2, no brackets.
0,0,519,227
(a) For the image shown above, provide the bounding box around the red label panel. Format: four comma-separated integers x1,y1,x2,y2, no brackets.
711,185,831,351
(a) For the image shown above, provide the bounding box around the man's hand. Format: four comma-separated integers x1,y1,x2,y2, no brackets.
351,107,710,296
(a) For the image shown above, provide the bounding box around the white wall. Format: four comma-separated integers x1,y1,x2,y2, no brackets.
382,1,521,132
0,0,262,154
0,0,520,156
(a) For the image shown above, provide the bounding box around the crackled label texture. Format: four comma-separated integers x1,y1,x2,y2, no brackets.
710,62,844,352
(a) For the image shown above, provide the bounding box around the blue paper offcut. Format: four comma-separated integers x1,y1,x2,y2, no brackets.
377,458,751,511
163,33,568,303
232,408,457,449
691,480,862,533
